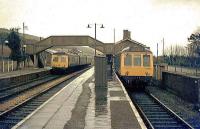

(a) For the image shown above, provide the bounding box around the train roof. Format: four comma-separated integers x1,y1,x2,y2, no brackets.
119,47,152,53
53,51,79,56
45,49,59,54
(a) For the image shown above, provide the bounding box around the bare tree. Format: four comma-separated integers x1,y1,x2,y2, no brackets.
164,44,187,56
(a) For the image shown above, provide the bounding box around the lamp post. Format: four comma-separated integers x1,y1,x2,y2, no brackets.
1,38,3,72
23,44,27,67
22,22,28,68
87,23,104,57
1,40,9,72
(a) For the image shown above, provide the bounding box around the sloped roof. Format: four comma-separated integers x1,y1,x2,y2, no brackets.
116,38,147,48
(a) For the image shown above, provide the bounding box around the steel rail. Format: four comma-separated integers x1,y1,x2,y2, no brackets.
130,91,194,129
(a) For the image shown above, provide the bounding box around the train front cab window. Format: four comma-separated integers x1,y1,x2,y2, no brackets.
134,55,141,66
124,53,132,66
53,56,59,62
61,57,66,62
143,55,150,67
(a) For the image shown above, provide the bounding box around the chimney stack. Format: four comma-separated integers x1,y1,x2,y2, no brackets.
123,30,131,40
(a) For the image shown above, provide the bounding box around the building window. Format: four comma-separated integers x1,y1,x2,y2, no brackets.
143,55,150,67
134,55,141,66
124,54,132,66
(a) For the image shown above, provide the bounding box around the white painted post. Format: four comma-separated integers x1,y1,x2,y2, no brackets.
19,62,21,69
12,60,14,71
22,62,23,68
196,68,198,76
175,66,176,72
2,60,4,72
156,64,158,80
8,60,9,72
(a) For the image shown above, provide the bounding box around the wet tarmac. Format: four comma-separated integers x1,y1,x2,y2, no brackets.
15,67,145,129
64,76,93,129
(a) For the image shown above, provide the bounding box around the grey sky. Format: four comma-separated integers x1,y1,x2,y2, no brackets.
1,0,200,54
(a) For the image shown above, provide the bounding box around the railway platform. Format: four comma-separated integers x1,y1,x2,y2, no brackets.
14,67,146,129
0,67,51,79
0,67,51,89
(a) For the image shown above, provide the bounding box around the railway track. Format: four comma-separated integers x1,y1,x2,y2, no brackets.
0,68,89,129
130,91,194,129
0,75,60,102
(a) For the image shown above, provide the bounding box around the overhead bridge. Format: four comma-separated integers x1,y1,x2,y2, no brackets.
26,36,109,55
25,30,149,67
26,36,147,55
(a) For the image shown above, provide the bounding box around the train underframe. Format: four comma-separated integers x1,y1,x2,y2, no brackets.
51,64,90,74
118,74,152,90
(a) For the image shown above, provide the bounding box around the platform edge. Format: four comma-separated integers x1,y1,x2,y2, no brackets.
12,68,92,129
114,72,147,129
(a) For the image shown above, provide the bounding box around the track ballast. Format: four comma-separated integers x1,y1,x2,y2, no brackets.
131,92,194,129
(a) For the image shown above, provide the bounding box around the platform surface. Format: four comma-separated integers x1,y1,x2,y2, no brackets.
14,67,146,129
0,67,50,79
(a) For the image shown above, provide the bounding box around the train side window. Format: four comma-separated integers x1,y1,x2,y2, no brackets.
143,55,150,67
53,57,58,62
72,57,74,63
61,57,66,62
124,54,132,66
134,55,141,66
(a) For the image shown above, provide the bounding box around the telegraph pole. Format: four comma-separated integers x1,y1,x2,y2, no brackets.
163,38,164,56
1,38,4,72
163,38,165,63
94,23,97,56
112,28,116,69
113,28,115,56
157,43,158,64
23,22,25,46
156,43,158,80
23,22,25,68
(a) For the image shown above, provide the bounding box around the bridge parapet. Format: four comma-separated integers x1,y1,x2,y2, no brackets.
25,35,149,58
25,36,106,55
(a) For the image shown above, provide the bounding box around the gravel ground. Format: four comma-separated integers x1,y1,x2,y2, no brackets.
146,86,200,128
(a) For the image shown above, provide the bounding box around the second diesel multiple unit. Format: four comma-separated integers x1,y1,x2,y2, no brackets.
51,52,92,74
115,50,153,88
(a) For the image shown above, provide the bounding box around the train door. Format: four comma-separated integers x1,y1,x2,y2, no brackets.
65,55,69,68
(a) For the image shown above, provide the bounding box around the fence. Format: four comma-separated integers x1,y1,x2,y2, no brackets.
164,56,200,68
0,57,34,73
164,65,200,76
0,59,16,73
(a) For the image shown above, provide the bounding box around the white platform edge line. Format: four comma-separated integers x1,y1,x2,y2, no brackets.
12,68,92,129
114,72,147,129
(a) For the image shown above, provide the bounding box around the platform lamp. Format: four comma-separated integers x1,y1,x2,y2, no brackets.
87,23,104,57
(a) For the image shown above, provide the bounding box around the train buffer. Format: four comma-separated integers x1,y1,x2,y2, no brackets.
13,67,146,129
